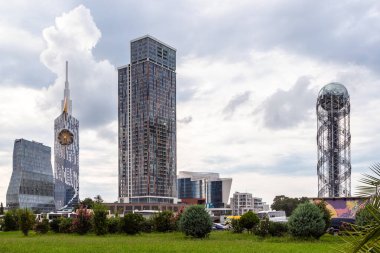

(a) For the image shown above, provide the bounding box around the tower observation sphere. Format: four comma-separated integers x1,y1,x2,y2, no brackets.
316,82,351,197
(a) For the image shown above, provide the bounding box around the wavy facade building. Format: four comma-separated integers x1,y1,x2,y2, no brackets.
54,61,80,210
6,139,55,212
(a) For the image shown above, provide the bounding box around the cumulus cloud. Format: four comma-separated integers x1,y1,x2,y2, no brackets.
255,76,316,129
222,91,251,119
39,5,117,129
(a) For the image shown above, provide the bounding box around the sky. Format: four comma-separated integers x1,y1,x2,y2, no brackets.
1,0,380,205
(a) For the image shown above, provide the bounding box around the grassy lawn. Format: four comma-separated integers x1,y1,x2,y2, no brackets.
0,231,345,253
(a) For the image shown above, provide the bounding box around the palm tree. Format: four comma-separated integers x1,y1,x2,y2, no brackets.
341,163,380,252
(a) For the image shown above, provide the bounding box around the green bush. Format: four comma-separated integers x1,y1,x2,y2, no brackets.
288,202,325,239
268,221,288,237
179,205,212,238
121,213,144,235
315,200,331,231
59,217,73,233
93,204,108,235
108,217,120,234
18,209,35,236
72,206,92,235
153,211,175,232
3,212,18,231
141,217,154,233
50,218,60,233
230,218,244,233
255,216,270,237
34,218,49,234
355,207,375,227
239,211,259,232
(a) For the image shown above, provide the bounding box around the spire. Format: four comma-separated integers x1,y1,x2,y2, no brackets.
61,61,72,114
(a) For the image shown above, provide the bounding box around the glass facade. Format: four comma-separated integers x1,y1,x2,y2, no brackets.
118,35,177,203
177,172,232,208
54,62,80,210
6,139,55,212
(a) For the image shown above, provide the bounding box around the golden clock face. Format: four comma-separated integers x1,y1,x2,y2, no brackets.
58,129,74,145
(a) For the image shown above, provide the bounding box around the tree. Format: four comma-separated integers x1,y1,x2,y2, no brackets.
0,202,4,215
230,218,243,233
72,206,92,235
108,217,120,234
3,211,18,231
121,213,144,235
288,202,325,239
80,198,95,209
271,195,309,216
239,211,259,232
152,211,175,232
179,205,212,238
94,195,103,204
18,208,35,236
93,203,108,235
314,200,332,231
342,163,380,252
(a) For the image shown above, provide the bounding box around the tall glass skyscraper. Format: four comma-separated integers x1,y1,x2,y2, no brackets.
54,61,80,210
6,139,55,212
118,35,177,203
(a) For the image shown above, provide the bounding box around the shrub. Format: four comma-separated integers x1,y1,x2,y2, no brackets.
121,213,144,235
179,205,212,238
355,207,375,227
34,218,49,234
239,211,259,232
3,212,18,231
108,217,120,234
18,208,35,236
93,203,108,235
255,216,270,237
59,217,73,233
230,218,244,233
173,207,185,231
141,217,154,233
288,202,325,239
315,200,331,231
153,211,175,232
268,221,288,237
50,218,60,233
72,206,92,235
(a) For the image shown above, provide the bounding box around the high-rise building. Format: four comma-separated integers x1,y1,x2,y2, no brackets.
317,82,351,197
177,171,232,208
118,35,177,203
54,61,80,210
6,139,55,212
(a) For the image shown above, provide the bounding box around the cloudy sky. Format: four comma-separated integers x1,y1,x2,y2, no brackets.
1,0,380,205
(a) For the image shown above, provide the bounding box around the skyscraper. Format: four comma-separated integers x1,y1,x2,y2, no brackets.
317,82,351,197
54,61,80,210
118,35,177,203
6,139,55,212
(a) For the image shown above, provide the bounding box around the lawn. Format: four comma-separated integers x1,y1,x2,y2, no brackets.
0,231,345,253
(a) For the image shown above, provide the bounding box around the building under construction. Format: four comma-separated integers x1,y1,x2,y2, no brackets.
118,35,177,204
317,82,351,197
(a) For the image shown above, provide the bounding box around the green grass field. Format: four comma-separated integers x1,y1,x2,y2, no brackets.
0,231,345,253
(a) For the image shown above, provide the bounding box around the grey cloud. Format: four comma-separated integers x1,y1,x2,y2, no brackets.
85,0,380,73
255,76,316,129
178,116,192,124
222,91,250,119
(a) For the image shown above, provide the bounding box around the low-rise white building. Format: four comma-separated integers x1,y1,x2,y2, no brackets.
230,192,269,215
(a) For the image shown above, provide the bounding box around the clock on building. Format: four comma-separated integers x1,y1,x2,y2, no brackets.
58,129,74,145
